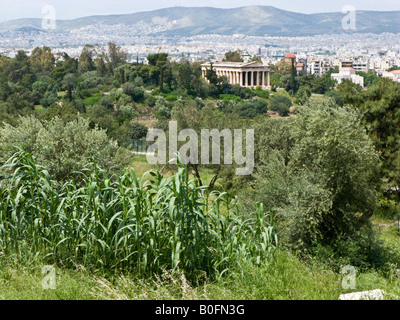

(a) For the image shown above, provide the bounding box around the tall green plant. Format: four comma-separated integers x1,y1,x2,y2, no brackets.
0,151,277,279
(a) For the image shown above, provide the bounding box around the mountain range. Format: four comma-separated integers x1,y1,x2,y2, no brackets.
0,6,399,37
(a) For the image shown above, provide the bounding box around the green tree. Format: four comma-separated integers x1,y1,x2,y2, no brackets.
108,42,127,70
388,66,400,72
233,98,268,118
223,50,244,62
250,55,262,63
311,73,336,94
205,62,222,87
130,122,148,140
29,46,55,72
356,71,379,87
78,45,96,74
270,95,292,116
360,78,400,197
62,73,76,101
147,53,169,92
250,100,380,251
0,115,132,182
337,79,364,107
324,90,344,107
295,85,311,105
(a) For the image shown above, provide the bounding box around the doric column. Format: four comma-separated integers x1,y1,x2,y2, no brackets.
239,71,243,86
250,71,253,87
267,71,270,88
262,71,265,86
244,71,248,86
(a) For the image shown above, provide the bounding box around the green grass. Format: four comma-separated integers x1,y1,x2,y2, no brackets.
0,251,339,300
0,260,96,300
3,248,399,300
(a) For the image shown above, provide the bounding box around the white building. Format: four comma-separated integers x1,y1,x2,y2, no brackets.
382,70,400,83
331,67,364,87
309,60,331,77
352,59,370,72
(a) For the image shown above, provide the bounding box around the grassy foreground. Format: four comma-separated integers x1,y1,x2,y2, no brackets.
1,246,400,300
1,153,399,300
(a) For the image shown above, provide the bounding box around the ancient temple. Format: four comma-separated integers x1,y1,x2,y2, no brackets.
201,61,271,88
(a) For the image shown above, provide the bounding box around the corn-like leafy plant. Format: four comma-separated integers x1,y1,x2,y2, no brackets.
0,151,277,279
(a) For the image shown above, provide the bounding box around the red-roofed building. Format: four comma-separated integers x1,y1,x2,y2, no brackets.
284,52,296,64
382,70,400,83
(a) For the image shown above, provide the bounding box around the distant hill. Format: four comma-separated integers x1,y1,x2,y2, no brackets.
0,6,399,36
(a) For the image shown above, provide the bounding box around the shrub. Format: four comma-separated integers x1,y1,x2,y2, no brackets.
40,91,58,108
295,86,312,105
270,95,292,117
253,89,270,99
233,99,268,118
0,115,132,182
130,122,148,140
325,90,344,107
219,94,241,104
83,93,103,106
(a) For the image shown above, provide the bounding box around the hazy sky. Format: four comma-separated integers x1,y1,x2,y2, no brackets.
0,0,399,21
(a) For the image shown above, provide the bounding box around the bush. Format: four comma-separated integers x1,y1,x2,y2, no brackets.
121,82,135,96
233,99,268,118
83,93,103,106
40,91,58,108
165,94,178,102
253,89,270,99
0,115,132,182
325,90,344,107
270,95,292,117
295,86,312,105
374,197,400,220
219,94,241,103
130,122,148,140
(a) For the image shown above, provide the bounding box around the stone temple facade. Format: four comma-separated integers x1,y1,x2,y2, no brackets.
201,61,271,89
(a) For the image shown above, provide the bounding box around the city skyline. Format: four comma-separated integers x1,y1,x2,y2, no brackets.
0,0,399,22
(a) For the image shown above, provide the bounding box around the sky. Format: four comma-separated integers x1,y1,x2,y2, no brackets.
0,0,399,21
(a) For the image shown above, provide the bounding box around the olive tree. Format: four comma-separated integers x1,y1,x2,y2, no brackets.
250,100,380,250
0,115,132,182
